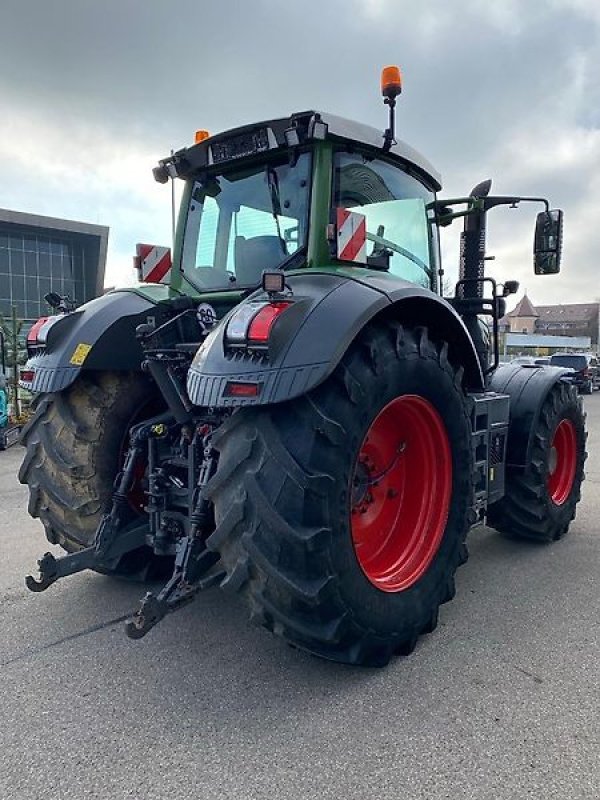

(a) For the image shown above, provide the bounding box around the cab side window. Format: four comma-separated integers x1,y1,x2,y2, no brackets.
333,152,437,288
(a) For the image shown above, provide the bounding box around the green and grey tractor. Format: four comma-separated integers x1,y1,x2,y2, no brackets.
19,67,586,666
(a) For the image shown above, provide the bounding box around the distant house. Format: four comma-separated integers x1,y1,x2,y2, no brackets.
502,294,538,335
499,295,599,346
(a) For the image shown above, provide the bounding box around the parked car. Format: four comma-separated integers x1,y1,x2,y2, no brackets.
511,356,537,366
549,352,599,393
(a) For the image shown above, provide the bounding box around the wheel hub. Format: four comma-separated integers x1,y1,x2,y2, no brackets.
547,417,577,505
350,395,452,593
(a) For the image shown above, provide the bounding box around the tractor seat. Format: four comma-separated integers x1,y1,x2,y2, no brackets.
234,235,286,284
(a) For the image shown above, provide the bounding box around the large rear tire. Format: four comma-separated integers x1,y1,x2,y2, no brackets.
206,323,474,666
19,371,161,576
487,381,586,542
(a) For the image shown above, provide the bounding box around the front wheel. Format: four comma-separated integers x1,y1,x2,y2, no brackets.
206,323,474,666
487,381,586,542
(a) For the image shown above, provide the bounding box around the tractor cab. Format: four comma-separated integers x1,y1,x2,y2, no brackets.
156,67,563,366
155,102,443,297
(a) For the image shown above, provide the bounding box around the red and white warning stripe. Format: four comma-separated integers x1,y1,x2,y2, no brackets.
336,208,367,263
135,243,172,284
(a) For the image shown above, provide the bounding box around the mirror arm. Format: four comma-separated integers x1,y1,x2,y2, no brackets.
483,196,550,212
430,196,550,228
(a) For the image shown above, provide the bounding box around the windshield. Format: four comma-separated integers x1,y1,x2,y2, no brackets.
333,151,437,288
181,153,311,291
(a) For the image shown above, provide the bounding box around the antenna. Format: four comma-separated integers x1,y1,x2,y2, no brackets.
170,148,176,248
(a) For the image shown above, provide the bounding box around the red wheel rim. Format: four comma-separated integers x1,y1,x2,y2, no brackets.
350,395,452,592
548,418,577,505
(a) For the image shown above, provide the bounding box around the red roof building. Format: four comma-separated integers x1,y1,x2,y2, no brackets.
499,295,599,345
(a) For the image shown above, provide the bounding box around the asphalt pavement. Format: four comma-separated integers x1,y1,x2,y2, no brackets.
1,396,599,799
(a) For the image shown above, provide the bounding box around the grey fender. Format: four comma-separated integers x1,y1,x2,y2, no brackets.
489,362,573,468
187,271,484,408
23,290,168,394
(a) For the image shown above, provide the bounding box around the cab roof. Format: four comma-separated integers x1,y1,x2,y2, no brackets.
317,111,441,191
158,110,442,192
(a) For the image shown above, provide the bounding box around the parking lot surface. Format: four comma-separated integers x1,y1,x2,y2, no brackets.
1,396,599,799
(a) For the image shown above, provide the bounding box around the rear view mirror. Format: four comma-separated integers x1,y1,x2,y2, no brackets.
534,209,563,274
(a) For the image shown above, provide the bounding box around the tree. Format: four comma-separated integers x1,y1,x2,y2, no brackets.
0,306,27,417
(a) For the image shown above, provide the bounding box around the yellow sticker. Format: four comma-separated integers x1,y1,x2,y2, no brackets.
70,343,92,366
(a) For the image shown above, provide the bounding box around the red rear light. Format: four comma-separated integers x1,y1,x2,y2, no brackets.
247,302,291,343
226,302,266,343
20,369,35,383
27,317,50,343
224,381,261,397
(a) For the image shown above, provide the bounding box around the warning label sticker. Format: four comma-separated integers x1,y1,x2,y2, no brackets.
70,343,92,366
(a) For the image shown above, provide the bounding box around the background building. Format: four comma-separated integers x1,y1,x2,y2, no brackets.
498,294,599,357
535,302,599,343
0,208,108,326
502,295,539,335
500,295,599,346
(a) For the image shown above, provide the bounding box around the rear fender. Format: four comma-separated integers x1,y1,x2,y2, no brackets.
186,272,484,408
384,291,483,391
22,290,170,394
489,362,572,468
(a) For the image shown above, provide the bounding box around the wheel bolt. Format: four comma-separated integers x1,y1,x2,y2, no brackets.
387,488,398,498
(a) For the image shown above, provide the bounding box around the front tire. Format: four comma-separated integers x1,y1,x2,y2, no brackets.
207,323,474,666
487,381,586,542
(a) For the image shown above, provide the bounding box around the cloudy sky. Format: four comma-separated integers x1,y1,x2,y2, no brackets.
1,0,599,305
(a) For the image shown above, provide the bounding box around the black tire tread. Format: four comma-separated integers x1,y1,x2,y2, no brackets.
19,371,152,552
487,382,586,542
206,323,473,666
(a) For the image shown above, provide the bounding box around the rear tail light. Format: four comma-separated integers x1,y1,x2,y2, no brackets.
226,303,264,343
20,369,35,384
247,302,291,343
224,381,261,398
26,315,60,355
226,301,292,348
27,317,50,343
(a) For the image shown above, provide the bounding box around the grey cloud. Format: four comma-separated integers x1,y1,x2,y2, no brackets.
2,1,596,152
